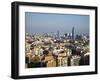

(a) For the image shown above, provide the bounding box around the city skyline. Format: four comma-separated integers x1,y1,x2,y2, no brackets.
25,12,89,35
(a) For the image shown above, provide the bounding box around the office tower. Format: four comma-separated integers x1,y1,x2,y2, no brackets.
57,30,59,38
68,33,71,39
72,27,75,40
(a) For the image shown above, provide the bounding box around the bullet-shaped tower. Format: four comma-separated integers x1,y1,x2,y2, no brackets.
72,27,75,40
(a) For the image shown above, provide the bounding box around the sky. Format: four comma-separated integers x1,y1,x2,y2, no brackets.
25,12,89,35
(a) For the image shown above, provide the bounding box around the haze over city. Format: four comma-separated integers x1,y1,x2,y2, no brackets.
25,12,89,35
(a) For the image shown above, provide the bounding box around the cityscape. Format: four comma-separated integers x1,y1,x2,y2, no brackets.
25,12,90,68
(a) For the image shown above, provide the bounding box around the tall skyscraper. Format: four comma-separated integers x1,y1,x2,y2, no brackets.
72,27,75,40
57,30,59,38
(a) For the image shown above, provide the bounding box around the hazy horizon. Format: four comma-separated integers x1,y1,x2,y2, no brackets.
25,12,89,35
